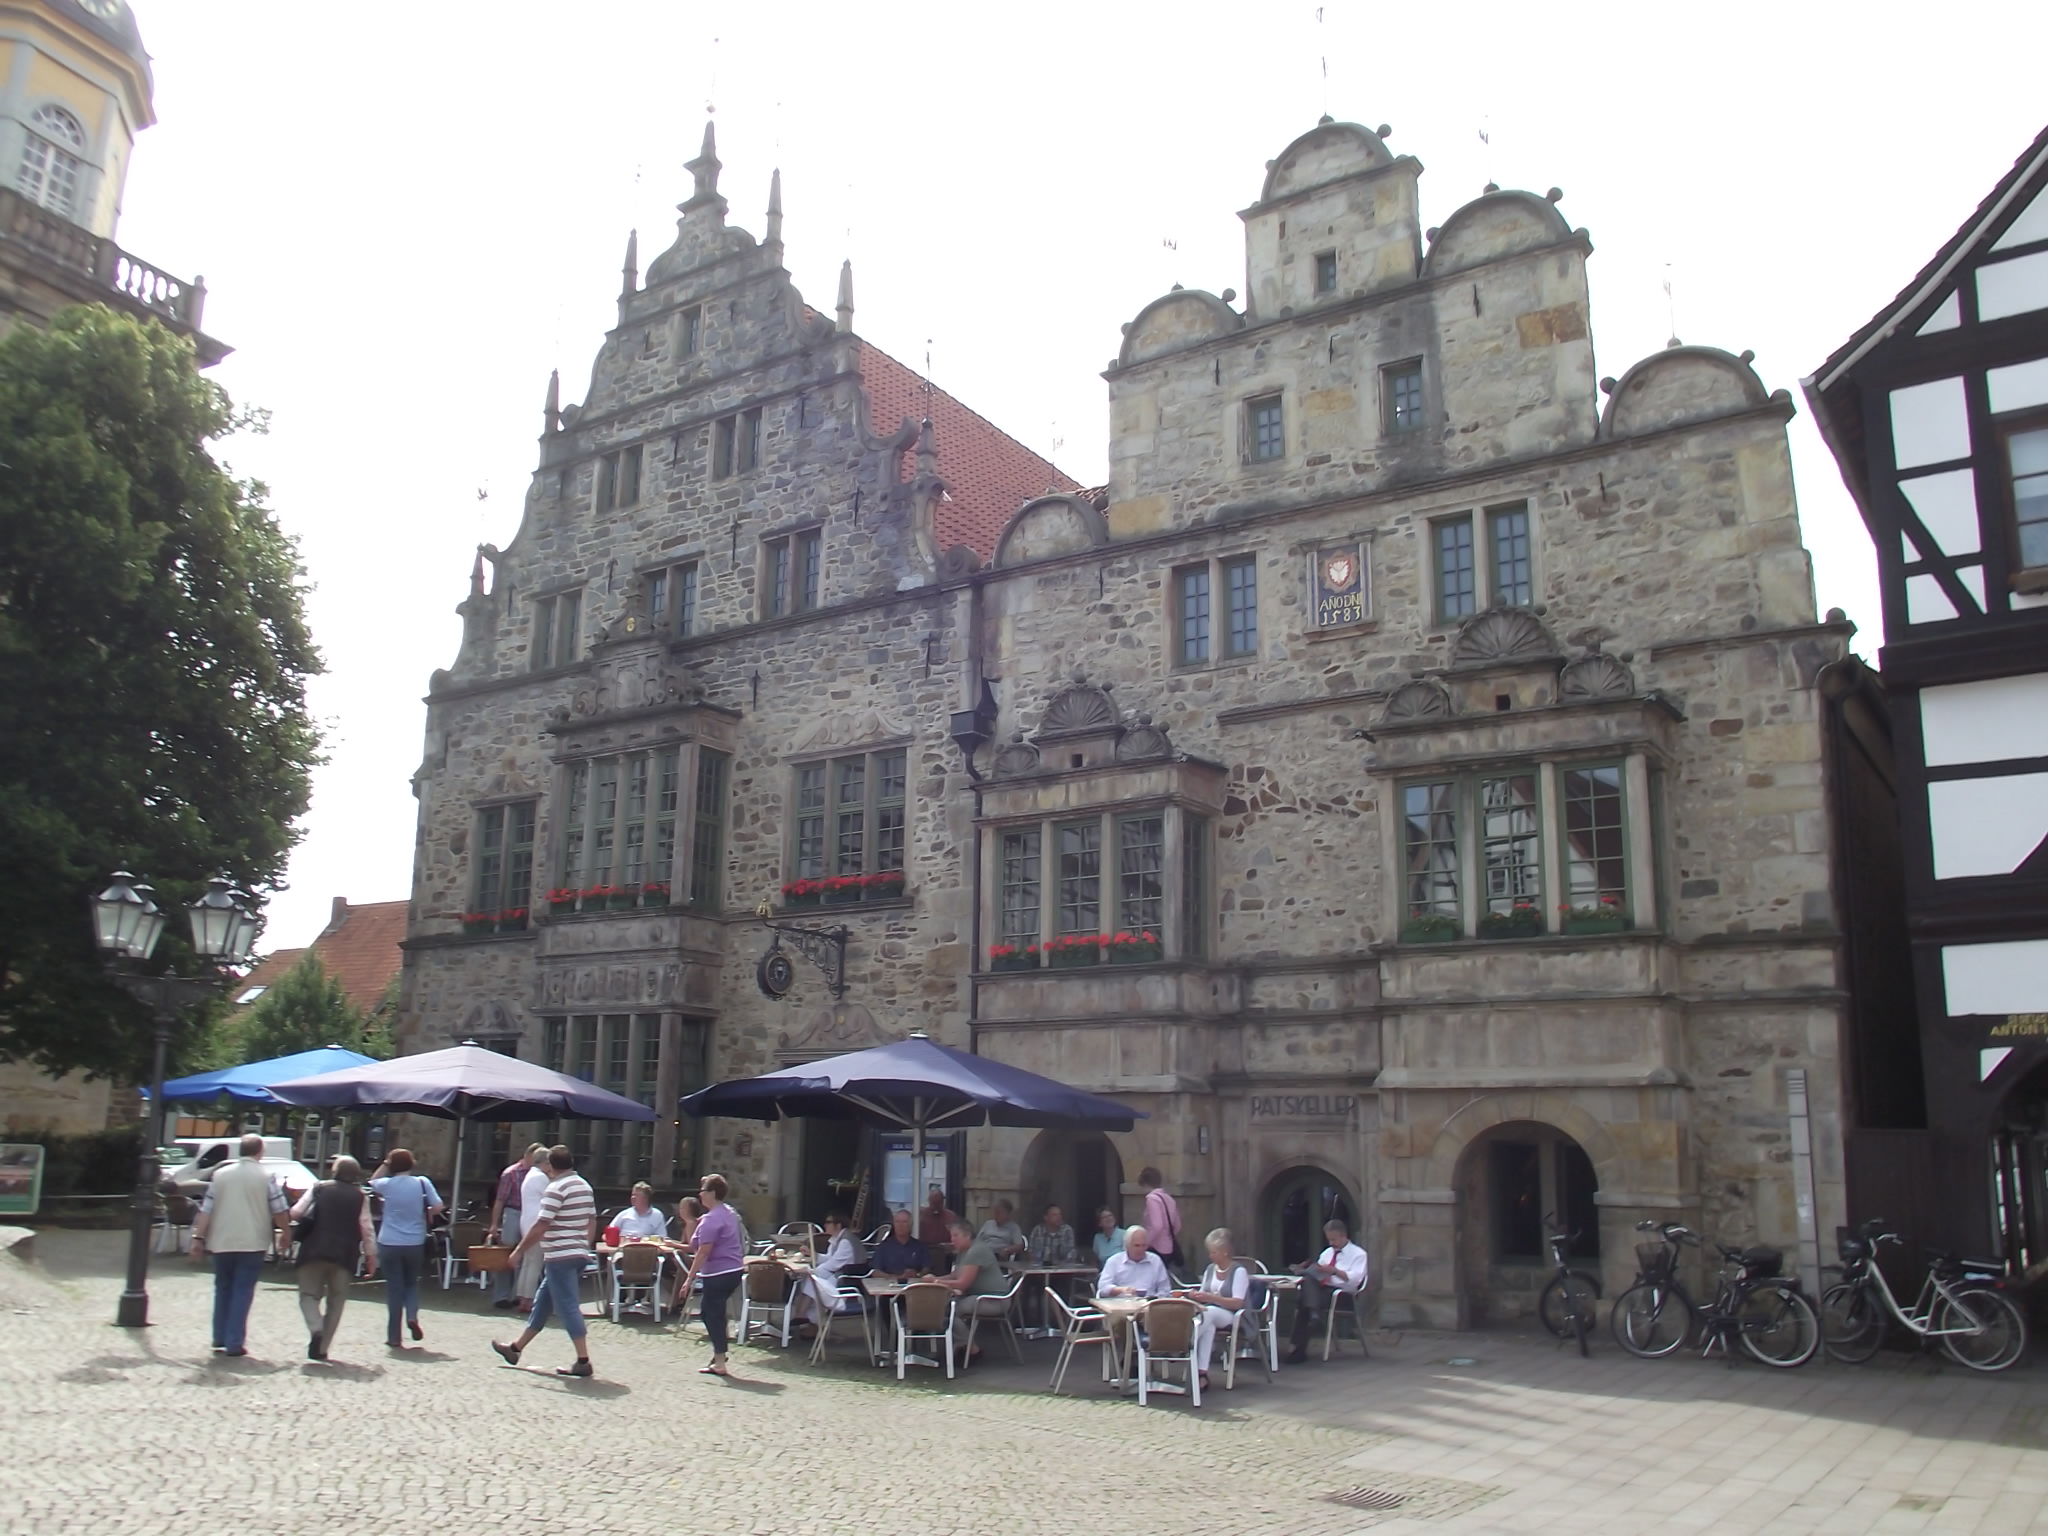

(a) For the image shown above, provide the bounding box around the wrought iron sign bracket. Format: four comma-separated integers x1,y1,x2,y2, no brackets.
753,900,848,999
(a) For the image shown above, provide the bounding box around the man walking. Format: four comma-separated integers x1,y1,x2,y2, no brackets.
290,1155,376,1361
486,1142,542,1309
189,1134,289,1356
1138,1167,1184,1280
492,1145,597,1377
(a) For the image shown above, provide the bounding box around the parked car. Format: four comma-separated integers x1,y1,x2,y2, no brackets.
161,1136,319,1200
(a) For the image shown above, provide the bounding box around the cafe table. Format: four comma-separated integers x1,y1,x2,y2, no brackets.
859,1275,946,1371
1092,1294,1166,1391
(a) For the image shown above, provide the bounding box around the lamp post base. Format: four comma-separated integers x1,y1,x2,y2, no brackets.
114,1288,151,1329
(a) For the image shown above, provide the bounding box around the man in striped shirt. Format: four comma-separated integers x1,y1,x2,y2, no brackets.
493,1145,597,1377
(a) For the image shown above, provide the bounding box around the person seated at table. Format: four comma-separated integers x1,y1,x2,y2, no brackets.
870,1208,926,1278
916,1185,957,1250
793,1211,865,1336
927,1218,1010,1364
674,1195,704,1246
1187,1227,1253,1392
1028,1204,1078,1266
976,1199,1028,1264
1285,1217,1368,1363
613,1182,670,1242
1092,1207,1129,1268
1096,1225,1172,1298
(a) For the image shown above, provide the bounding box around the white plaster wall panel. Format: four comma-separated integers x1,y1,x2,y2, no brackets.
1943,939,2048,1016
1917,292,1962,335
1976,249,2048,322
1888,376,1971,469
1907,573,1959,624
1919,673,2048,764
1957,565,1987,608
1898,468,1981,556
1993,184,2048,251
1987,356,2048,415
1927,773,2048,879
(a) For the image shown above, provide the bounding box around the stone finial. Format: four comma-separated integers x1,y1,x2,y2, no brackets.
544,369,561,434
836,259,855,333
468,546,487,599
765,168,783,247
621,228,638,299
681,119,725,216
916,416,938,478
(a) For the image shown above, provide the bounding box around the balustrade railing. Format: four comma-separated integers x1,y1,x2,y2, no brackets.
0,186,205,330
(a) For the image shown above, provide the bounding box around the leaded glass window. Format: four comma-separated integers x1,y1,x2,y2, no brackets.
1403,781,1460,918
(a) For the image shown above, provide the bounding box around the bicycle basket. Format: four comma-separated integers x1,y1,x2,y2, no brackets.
1834,1225,1867,1263
1635,1241,1676,1283
1739,1245,1783,1280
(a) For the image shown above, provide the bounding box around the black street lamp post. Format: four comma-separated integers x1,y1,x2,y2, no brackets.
92,873,260,1329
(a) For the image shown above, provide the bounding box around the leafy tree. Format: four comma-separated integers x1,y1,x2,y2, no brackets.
236,953,390,1061
0,306,321,1078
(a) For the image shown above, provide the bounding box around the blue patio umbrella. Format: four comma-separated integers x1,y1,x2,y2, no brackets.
680,1032,1144,1209
152,1045,380,1103
270,1042,657,1209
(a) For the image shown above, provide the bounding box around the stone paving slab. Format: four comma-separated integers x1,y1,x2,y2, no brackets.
7,1233,2048,1535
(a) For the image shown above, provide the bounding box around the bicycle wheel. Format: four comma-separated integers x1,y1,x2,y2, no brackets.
1612,1281,1690,1357
1820,1281,1885,1364
1936,1287,2028,1372
1736,1282,1819,1368
1538,1271,1598,1341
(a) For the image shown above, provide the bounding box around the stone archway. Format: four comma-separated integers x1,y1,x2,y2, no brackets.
1019,1128,1125,1242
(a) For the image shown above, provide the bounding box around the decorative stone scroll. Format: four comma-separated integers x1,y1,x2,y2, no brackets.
991,734,1042,778
1037,683,1118,738
1115,713,1172,761
1380,679,1454,723
777,1002,893,1058
1451,608,1557,666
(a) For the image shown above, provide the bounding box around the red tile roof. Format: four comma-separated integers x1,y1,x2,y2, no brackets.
238,898,408,1017
856,341,1079,563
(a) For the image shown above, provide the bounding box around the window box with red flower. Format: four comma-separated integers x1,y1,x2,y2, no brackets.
987,942,1037,973
460,911,496,937
611,884,642,911
1042,934,1103,969
1400,911,1461,944
1104,931,1163,965
496,907,529,933
547,887,580,916
1561,896,1629,935
781,872,906,910
579,885,619,913
640,882,671,908
1478,901,1543,939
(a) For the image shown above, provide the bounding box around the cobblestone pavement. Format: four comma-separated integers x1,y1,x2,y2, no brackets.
8,1232,2048,1535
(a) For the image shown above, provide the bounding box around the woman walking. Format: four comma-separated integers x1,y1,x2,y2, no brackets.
290,1155,376,1361
367,1149,444,1349
675,1173,745,1376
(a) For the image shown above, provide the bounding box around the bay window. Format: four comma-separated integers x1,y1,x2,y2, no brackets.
985,805,1207,968
554,744,723,912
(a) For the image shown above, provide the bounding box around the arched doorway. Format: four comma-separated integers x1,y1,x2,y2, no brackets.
1455,1120,1600,1326
1260,1166,1356,1271
1019,1129,1124,1237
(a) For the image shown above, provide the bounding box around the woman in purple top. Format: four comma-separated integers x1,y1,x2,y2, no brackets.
677,1172,745,1376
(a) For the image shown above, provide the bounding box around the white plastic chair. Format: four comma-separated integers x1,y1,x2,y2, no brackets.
437,1220,486,1289
1322,1284,1369,1360
609,1243,663,1322
806,1276,874,1365
1135,1297,1203,1407
1226,1279,1279,1386
960,1269,1028,1364
1046,1288,1113,1395
893,1282,956,1379
738,1257,798,1347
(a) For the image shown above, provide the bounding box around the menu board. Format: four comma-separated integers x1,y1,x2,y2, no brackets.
0,1145,44,1216
1313,545,1368,628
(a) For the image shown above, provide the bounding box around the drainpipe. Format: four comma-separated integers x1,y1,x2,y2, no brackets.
948,574,995,1051
1786,1067,1822,1295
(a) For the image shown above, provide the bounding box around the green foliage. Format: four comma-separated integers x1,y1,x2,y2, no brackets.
236,953,390,1061
0,306,322,1079
10,1128,146,1198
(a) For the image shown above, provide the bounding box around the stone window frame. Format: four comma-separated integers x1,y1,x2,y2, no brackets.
1428,498,1539,627
1313,249,1339,297
761,526,823,619
982,801,1209,969
1171,551,1261,668
1394,755,1653,942
1381,357,1426,435
529,585,584,672
644,558,700,637
593,443,644,513
472,799,537,915
1243,392,1286,465
787,744,910,892
17,103,87,221
679,305,702,357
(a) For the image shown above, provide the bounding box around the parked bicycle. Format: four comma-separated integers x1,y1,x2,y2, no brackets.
1536,1213,1598,1356
1611,1220,1819,1367
1820,1219,2027,1372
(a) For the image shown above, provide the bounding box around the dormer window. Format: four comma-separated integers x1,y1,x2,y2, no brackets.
1314,251,1338,296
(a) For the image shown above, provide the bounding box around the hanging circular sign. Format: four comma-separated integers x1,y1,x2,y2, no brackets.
756,947,796,999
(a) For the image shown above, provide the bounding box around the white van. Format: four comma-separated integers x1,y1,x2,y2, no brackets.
162,1136,319,1199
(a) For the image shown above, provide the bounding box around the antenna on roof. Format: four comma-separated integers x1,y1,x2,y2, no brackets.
1663,265,1680,348
1478,119,1493,189
1316,5,1328,120
924,338,934,420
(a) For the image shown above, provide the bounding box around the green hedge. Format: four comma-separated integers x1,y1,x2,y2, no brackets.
8,1129,146,1199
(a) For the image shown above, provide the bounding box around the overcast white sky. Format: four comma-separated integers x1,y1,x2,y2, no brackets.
111,0,2048,952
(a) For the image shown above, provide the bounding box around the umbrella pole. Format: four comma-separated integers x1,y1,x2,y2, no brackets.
452,1118,466,1217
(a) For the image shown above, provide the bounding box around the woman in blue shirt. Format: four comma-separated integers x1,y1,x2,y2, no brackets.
1092,1207,1128,1267
368,1149,444,1349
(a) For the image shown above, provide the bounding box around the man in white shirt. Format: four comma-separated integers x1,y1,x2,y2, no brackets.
512,1152,553,1308
1096,1226,1173,1299
189,1135,289,1357
612,1182,670,1242
1286,1218,1368,1363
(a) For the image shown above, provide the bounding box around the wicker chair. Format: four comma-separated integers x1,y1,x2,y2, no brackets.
893,1282,956,1379
738,1257,798,1347
609,1243,664,1322
1136,1298,1203,1407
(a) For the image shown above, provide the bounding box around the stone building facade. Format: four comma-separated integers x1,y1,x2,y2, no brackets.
400,118,1856,1328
